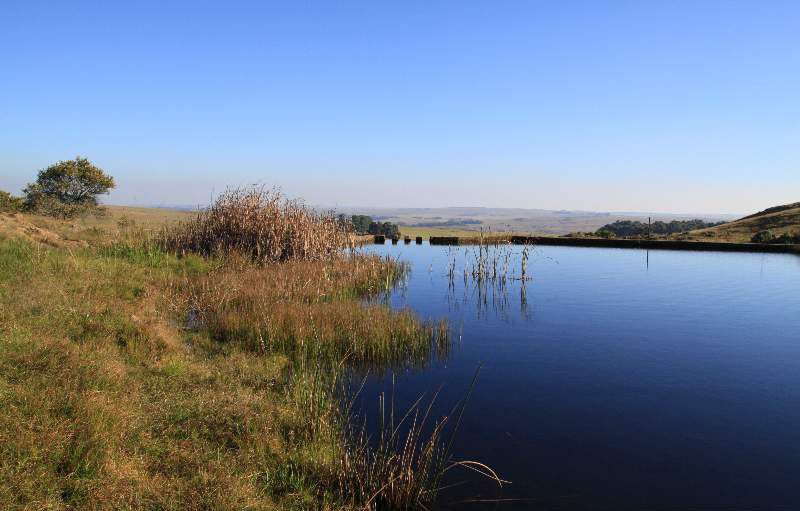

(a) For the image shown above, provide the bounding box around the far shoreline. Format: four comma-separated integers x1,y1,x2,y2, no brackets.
419,234,800,254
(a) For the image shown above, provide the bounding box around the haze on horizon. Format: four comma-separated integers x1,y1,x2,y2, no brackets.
2,1,798,216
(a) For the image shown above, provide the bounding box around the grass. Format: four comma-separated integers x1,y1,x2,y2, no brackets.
0,194,459,510
397,226,488,238
0,204,190,248
185,257,448,370
688,202,800,242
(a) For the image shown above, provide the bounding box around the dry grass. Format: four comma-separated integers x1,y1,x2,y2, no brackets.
0,205,189,250
396,226,487,239
0,197,459,510
689,202,800,242
182,256,448,370
161,187,352,263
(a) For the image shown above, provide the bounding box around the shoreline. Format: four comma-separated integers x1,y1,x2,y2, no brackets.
421,235,800,254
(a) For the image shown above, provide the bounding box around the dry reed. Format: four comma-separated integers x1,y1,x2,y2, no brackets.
160,186,352,263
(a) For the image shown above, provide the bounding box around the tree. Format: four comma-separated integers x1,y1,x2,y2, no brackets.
350,215,373,234
382,222,400,238
751,230,775,243
595,228,616,239
24,157,115,217
0,190,24,212
595,219,725,238
366,220,400,237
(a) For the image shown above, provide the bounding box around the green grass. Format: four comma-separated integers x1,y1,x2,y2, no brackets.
0,214,452,510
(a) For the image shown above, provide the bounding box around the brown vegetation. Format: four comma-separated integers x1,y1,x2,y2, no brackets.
161,187,352,263
184,257,447,369
1,192,460,510
690,202,800,242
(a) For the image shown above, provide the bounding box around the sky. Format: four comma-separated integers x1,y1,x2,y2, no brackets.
1,1,798,215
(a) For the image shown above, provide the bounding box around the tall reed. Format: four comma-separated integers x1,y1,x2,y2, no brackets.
336,370,504,510
160,186,352,263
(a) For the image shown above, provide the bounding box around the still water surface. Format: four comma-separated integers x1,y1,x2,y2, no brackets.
360,242,800,510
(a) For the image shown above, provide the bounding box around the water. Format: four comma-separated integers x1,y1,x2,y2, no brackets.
359,242,800,510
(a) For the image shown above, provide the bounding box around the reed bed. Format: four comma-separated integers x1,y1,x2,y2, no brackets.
182,255,449,370
160,187,352,263
446,233,533,287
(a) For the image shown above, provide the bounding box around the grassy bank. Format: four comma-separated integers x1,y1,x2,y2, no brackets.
689,202,800,242
397,226,486,239
0,199,451,509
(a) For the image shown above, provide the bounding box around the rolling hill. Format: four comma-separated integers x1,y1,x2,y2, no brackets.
691,202,800,242
337,206,734,236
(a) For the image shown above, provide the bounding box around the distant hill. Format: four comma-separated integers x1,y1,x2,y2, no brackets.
691,202,800,242
336,206,734,236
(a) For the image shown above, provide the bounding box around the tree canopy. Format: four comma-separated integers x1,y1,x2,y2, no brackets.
368,221,400,237
751,230,799,244
351,215,372,234
341,214,400,237
25,157,115,206
595,219,725,238
24,157,115,217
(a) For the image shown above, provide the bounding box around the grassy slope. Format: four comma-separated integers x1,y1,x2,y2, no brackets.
690,202,800,242
0,211,443,510
0,206,190,247
103,205,193,227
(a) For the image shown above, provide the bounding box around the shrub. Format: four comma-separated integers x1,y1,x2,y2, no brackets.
751,230,773,243
775,233,798,244
596,219,725,237
0,190,24,212
752,230,775,243
368,221,400,237
751,230,799,244
23,193,100,218
160,187,352,263
24,157,115,218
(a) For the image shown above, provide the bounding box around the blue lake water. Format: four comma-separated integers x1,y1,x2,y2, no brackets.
360,242,800,510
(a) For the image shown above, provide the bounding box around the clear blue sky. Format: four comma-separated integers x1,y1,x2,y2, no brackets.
2,1,798,214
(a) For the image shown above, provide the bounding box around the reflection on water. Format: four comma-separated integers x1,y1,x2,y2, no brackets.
378,244,536,322
359,242,800,510
442,274,532,322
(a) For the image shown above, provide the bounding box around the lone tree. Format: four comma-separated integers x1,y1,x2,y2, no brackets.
24,157,115,217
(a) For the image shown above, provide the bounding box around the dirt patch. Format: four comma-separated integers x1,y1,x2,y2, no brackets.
0,212,86,247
